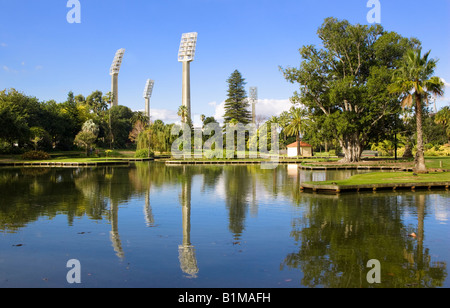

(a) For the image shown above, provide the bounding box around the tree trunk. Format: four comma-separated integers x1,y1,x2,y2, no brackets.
296,135,301,157
339,133,363,163
414,93,428,173
402,142,414,158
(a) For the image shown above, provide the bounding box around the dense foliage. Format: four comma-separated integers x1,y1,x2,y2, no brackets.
281,17,421,162
0,88,145,154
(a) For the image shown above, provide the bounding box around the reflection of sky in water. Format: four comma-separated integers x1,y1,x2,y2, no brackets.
0,164,449,288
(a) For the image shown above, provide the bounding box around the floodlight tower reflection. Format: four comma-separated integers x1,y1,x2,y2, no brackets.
178,32,198,124
110,48,125,106
178,169,198,278
143,79,155,124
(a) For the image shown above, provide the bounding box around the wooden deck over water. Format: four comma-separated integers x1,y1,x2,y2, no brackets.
300,182,450,193
165,160,303,165
0,158,153,168
299,165,414,172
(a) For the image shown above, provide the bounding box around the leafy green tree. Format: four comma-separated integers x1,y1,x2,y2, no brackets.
0,101,29,147
224,70,251,125
86,90,109,116
423,111,447,146
29,127,51,151
137,119,176,154
281,18,418,162
129,120,146,144
74,131,97,155
202,116,218,128
0,89,41,129
108,105,134,148
74,120,99,155
435,106,450,143
60,92,85,139
389,49,445,173
81,119,100,136
131,111,149,126
285,107,307,156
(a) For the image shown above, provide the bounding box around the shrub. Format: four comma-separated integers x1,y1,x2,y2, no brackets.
425,144,450,157
204,149,223,159
104,150,123,157
135,149,154,158
21,150,51,160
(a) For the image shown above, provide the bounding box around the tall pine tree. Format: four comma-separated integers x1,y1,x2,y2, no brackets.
224,70,252,125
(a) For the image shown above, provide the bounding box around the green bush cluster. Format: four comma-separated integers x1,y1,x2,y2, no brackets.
21,150,51,160
424,144,450,156
135,149,154,158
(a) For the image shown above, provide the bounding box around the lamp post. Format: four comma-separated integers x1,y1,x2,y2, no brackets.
110,48,125,106
249,87,258,124
178,32,198,124
143,79,155,125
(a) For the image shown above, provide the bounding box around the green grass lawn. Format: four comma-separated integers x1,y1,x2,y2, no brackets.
425,157,450,169
0,149,138,163
29,157,126,163
306,171,450,186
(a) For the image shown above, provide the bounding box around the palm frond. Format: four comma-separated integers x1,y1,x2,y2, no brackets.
401,94,413,108
425,76,445,97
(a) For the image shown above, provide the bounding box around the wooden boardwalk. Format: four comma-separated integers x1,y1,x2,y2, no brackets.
0,158,154,168
300,181,450,194
165,160,303,165
299,165,414,172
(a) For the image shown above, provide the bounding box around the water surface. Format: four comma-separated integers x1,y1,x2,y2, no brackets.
0,163,448,288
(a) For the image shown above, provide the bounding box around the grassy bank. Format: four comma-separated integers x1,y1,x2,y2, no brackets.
425,157,450,169
301,156,450,170
305,171,450,186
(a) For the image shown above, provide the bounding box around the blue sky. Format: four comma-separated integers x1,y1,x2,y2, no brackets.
1,0,449,125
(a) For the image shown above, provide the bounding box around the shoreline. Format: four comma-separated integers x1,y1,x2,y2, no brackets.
300,171,450,194
0,157,154,168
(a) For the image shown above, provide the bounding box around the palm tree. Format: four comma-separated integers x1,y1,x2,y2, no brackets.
178,105,188,123
278,111,291,149
389,48,445,173
285,107,306,157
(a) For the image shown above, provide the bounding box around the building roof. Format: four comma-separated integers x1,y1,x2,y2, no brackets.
287,141,312,148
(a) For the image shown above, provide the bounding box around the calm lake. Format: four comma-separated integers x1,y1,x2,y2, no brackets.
0,162,449,288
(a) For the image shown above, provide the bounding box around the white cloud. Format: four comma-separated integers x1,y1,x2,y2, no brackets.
133,99,293,127
255,98,292,117
149,108,179,123
213,98,292,124
2,65,17,73
212,101,226,122
432,79,450,110
132,108,203,127
0,43,7,47
441,78,450,88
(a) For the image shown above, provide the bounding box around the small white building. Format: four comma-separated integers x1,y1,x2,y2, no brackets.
287,141,313,157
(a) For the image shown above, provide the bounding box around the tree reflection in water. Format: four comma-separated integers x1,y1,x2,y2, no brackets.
281,192,447,288
0,163,447,287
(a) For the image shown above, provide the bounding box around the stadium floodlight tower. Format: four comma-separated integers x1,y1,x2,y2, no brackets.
143,79,155,124
249,87,258,124
178,32,198,123
110,48,125,106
